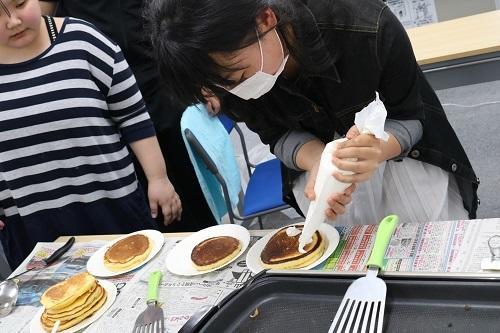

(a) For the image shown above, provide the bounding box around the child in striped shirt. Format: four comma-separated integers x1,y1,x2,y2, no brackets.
0,0,182,268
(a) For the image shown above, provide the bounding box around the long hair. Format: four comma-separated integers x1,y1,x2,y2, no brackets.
144,0,333,106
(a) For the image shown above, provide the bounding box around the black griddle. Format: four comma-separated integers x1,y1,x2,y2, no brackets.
180,270,500,333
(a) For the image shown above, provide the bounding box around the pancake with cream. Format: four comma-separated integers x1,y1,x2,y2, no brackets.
260,226,325,269
104,234,152,271
191,236,241,271
40,272,108,332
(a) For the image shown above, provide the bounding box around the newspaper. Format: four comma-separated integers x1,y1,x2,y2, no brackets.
320,219,500,273
387,0,438,28
0,240,140,333
1,219,499,332
87,236,257,333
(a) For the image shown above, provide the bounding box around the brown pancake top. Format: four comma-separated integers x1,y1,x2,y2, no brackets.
260,226,322,264
191,236,240,266
104,234,150,263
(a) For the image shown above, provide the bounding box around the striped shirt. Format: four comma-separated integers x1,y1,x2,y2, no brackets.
0,17,156,220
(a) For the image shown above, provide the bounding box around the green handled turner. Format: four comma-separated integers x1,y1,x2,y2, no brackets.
328,215,398,333
133,271,164,333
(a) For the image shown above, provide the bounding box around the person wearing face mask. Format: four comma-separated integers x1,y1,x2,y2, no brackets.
228,29,289,100
145,0,479,225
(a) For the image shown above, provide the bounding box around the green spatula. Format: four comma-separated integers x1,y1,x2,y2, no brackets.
328,215,398,333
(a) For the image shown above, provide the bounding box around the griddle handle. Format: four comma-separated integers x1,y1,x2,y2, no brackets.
178,305,217,333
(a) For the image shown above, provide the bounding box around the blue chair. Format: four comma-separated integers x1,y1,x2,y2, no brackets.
182,111,289,229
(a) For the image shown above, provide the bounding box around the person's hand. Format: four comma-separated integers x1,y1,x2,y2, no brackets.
0,220,4,230
325,184,356,219
333,125,383,183
304,159,356,220
202,88,221,115
345,125,360,140
147,177,182,225
304,158,321,202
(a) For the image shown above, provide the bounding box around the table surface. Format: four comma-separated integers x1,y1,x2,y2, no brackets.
56,229,269,242
407,10,500,65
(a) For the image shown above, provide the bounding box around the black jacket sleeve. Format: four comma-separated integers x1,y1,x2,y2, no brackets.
377,6,425,123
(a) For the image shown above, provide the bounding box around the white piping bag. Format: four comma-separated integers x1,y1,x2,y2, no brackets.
297,93,390,252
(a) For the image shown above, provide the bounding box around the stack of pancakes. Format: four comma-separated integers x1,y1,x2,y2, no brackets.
260,226,326,269
104,234,152,271
40,272,107,332
191,236,241,271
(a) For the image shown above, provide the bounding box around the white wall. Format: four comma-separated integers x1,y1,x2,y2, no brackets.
435,0,497,21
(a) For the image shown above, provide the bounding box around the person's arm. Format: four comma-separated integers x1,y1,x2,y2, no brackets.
295,137,356,220
294,138,325,172
331,128,398,184
377,5,426,122
105,42,182,224
330,6,427,184
384,119,423,158
273,130,318,170
129,137,182,223
39,1,57,15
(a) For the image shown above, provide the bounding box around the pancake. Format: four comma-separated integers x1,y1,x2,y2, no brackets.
40,272,96,311
45,282,98,315
44,285,104,319
260,226,325,269
104,234,152,271
191,236,242,271
41,290,107,332
42,286,104,323
40,273,108,332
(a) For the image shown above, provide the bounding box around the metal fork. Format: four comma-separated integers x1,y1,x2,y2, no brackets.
328,215,398,333
132,271,165,333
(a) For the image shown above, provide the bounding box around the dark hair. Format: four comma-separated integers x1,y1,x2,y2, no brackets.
145,0,334,106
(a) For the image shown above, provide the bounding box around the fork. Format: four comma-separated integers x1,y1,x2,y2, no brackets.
133,271,165,333
328,215,398,333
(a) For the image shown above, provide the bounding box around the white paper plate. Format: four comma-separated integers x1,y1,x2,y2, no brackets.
30,279,117,333
87,229,164,277
165,224,250,276
245,223,340,274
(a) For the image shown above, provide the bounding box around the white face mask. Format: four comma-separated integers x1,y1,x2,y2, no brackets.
228,29,289,100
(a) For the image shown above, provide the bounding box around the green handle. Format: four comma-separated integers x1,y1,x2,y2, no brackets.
366,215,399,270
147,271,162,302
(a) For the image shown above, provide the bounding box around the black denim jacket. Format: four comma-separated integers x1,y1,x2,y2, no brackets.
221,0,479,218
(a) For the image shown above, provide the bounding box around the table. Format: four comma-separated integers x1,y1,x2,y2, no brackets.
407,10,500,89
3,219,500,332
56,232,194,242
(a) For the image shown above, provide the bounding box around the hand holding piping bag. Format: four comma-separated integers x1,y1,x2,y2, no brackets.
333,92,390,184
298,93,390,252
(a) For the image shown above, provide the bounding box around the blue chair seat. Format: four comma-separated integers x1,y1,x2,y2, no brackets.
243,158,287,216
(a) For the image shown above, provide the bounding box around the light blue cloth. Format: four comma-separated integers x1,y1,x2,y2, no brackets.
180,104,241,222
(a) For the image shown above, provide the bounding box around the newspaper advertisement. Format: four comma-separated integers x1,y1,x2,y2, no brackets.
387,0,438,28
385,219,500,272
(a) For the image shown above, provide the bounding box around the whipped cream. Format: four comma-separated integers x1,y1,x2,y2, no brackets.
286,226,302,237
